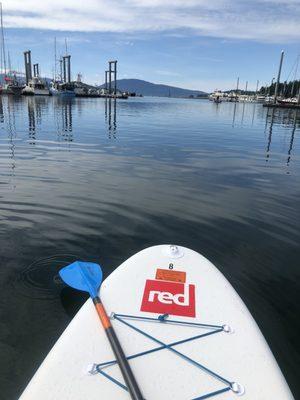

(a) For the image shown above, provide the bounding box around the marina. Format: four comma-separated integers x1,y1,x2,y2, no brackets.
0,4,128,100
0,0,299,106
209,52,300,109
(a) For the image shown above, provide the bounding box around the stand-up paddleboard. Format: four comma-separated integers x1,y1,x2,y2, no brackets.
19,245,294,399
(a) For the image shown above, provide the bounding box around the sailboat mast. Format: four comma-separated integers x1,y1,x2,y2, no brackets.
0,2,6,75
59,57,62,81
54,37,57,81
274,50,284,103
291,55,299,97
7,50,11,76
0,6,2,82
235,77,239,101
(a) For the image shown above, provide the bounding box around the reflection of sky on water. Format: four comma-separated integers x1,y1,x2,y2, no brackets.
0,96,299,399
1,96,299,235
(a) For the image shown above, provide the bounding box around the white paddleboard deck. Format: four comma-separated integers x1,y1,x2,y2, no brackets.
20,245,294,399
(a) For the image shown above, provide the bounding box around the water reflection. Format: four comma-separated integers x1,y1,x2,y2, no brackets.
61,100,73,141
7,98,17,176
241,101,246,125
0,96,299,399
0,96,4,123
264,107,299,167
232,102,237,127
287,112,297,168
251,103,256,126
25,97,75,144
265,108,275,162
0,97,18,187
27,97,36,143
105,98,117,138
53,98,73,142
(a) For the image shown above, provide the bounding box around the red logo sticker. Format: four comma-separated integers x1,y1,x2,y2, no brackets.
140,279,196,317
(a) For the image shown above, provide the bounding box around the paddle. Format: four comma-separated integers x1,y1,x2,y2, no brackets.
59,261,144,400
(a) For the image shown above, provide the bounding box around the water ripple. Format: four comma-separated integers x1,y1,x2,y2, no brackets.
15,254,78,300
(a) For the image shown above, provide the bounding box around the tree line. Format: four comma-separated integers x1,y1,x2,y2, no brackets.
259,80,300,97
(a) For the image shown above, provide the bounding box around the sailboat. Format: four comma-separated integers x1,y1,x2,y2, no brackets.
50,80,75,97
0,4,24,95
22,57,50,96
2,73,23,95
50,39,75,97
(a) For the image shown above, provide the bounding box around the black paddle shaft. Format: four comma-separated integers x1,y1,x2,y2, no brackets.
93,297,144,400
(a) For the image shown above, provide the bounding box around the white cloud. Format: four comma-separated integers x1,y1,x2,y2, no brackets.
2,0,300,43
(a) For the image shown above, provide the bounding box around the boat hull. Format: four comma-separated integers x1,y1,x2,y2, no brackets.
2,85,23,95
34,89,50,96
22,87,50,96
50,88,75,97
22,87,34,96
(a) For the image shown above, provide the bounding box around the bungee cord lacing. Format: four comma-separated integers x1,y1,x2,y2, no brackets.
91,313,244,399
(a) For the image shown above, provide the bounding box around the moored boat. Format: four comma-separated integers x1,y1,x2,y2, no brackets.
2,76,24,95
50,52,75,97
255,95,266,103
22,76,50,96
50,81,75,97
0,4,24,96
277,97,299,105
22,53,50,95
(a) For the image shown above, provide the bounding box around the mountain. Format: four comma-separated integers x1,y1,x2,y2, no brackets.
99,79,207,97
0,74,207,98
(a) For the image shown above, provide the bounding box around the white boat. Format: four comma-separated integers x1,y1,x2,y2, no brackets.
264,96,275,103
209,90,239,102
278,97,299,104
213,96,222,103
255,95,266,103
209,90,224,101
50,81,75,97
22,76,50,96
19,245,294,400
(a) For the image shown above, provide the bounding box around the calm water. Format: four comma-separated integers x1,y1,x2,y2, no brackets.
0,96,299,399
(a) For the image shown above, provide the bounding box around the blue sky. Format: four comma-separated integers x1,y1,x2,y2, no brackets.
2,0,300,92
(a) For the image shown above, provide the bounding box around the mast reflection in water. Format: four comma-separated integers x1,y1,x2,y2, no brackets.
105,97,117,138
53,98,73,141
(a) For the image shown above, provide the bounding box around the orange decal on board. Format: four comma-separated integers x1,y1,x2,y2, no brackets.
141,269,195,317
155,269,186,283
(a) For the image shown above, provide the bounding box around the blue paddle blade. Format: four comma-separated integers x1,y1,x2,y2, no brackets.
59,261,103,299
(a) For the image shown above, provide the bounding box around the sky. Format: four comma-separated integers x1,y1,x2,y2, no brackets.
1,0,300,92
